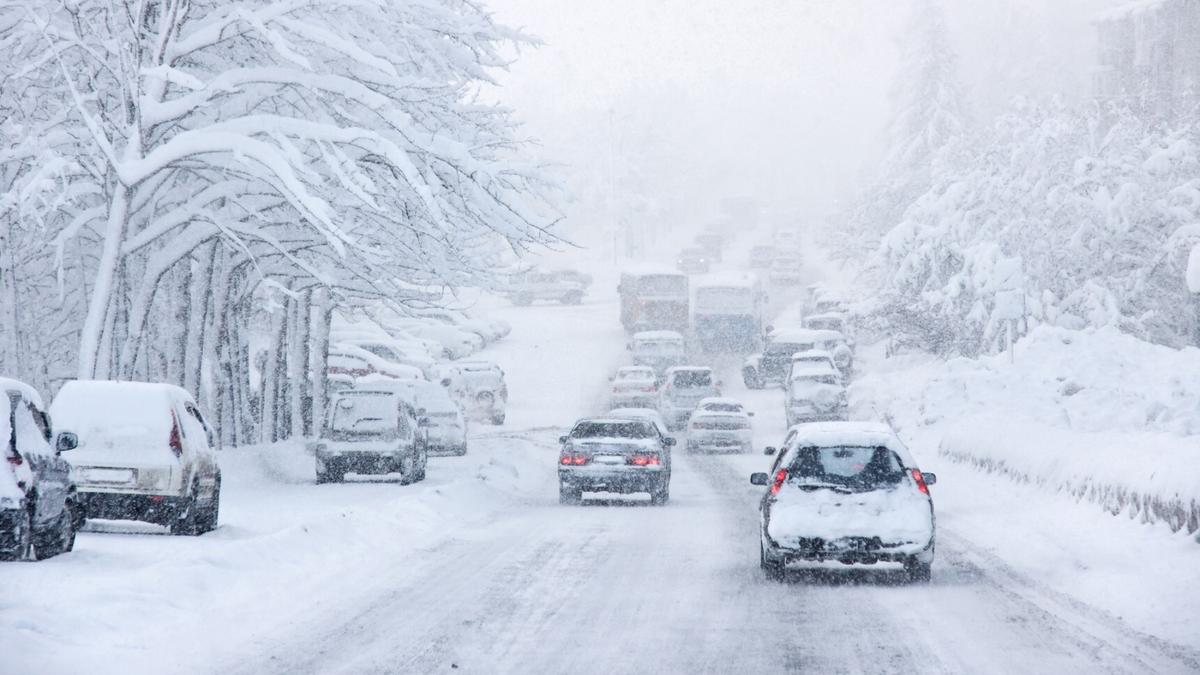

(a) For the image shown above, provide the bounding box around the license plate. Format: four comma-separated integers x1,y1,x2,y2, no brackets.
84,467,137,484
593,455,625,466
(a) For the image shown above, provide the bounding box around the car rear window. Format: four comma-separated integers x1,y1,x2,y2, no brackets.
330,392,402,439
570,421,656,439
787,446,905,489
671,370,713,388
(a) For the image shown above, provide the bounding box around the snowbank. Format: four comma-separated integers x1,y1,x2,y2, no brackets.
853,325,1200,535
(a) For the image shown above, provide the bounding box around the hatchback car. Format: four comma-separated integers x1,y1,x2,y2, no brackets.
2,378,81,561
658,366,721,430
312,388,428,484
628,330,687,376
558,417,674,505
686,408,752,454
785,370,848,427
751,422,937,582
609,366,658,408
675,247,710,274
51,381,221,535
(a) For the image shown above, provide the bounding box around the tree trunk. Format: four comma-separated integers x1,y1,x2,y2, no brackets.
289,288,312,439
78,183,131,379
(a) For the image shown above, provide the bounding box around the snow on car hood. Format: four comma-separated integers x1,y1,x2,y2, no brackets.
767,484,933,546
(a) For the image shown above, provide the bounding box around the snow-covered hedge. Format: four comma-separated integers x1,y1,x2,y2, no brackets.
864,101,1200,355
853,325,1200,535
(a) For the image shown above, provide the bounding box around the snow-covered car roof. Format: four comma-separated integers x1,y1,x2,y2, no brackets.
697,397,745,409
632,330,684,341
51,380,195,440
0,376,45,409
615,366,656,377
456,360,502,373
783,422,916,467
789,363,842,379
790,349,835,361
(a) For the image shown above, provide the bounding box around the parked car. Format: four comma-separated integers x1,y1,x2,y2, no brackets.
658,366,721,430
441,360,507,425
311,387,428,484
804,312,848,335
421,396,468,456
748,245,775,269
686,405,752,454
751,422,937,582
609,366,658,409
785,370,848,427
629,330,687,376
330,344,425,381
607,408,671,439
506,269,587,306
337,338,436,379
387,319,482,359
694,232,724,263
768,255,804,285
557,417,674,505
51,381,221,535
414,308,505,344
1,377,81,561
675,247,711,274
787,350,843,383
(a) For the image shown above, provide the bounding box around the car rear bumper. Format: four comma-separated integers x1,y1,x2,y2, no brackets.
560,467,667,494
764,535,934,565
687,433,751,452
79,491,187,525
317,451,411,475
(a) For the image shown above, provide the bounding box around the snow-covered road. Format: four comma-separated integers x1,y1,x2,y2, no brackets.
4,273,1197,675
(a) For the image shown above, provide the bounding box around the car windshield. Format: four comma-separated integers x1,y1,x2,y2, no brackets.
671,370,713,388
787,445,905,489
329,392,399,439
702,402,742,412
570,421,656,439
792,374,840,387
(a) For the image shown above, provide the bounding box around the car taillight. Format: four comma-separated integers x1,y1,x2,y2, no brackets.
6,454,22,466
169,413,183,458
560,453,589,466
628,454,661,466
911,469,930,495
770,469,788,495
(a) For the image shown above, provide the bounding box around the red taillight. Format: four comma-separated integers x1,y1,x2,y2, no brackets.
169,412,183,458
629,454,661,466
770,469,787,495
911,469,930,495
6,454,22,466
560,454,589,466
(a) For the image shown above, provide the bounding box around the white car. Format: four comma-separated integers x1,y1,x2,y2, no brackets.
658,366,721,430
608,407,670,440
609,366,658,408
330,344,425,381
439,360,507,425
695,397,753,416
387,319,482,359
415,308,505,344
336,337,437,378
686,407,753,454
752,422,937,582
422,397,468,456
629,330,687,375
51,381,221,535
787,350,842,383
785,369,848,427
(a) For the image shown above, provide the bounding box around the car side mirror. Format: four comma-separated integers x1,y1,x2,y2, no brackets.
750,472,770,486
55,432,78,453
558,435,569,444
763,446,777,456
664,437,676,446
923,472,937,486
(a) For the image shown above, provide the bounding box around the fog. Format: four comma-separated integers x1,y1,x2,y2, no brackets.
486,0,1110,249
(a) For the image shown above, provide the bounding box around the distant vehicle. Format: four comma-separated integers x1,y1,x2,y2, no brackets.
506,269,587,306
804,312,847,335
675,247,711,274
752,422,936,582
785,370,848,427
609,366,659,409
1,378,81,561
312,388,428,484
52,381,221,536
773,228,801,250
558,417,674,505
743,327,850,389
768,255,804,285
356,377,467,456
787,350,844,383
628,330,687,376
413,308,506,344
336,337,436,378
607,408,670,439
330,344,425,381
748,245,775,269
686,403,752,454
692,275,765,353
813,296,848,315
388,320,482,359
618,270,689,333
658,366,721,430
443,360,507,425
694,232,724,263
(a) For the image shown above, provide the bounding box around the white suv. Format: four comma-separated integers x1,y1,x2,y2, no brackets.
51,381,221,535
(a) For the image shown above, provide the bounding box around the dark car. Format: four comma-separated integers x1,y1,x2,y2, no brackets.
2,377,82,561
694,233,724,263
558,417,675,505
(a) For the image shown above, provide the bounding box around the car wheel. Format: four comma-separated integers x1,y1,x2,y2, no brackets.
34,507,75,560
415,450,428,482
559,484,581,505
491,413,506,425
904,557,932,583
650,482,670,506
761,543,785,582
456,444,468,456
0,508,33,562
316,466,344,484
197,482,221,534
170,491,202,536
